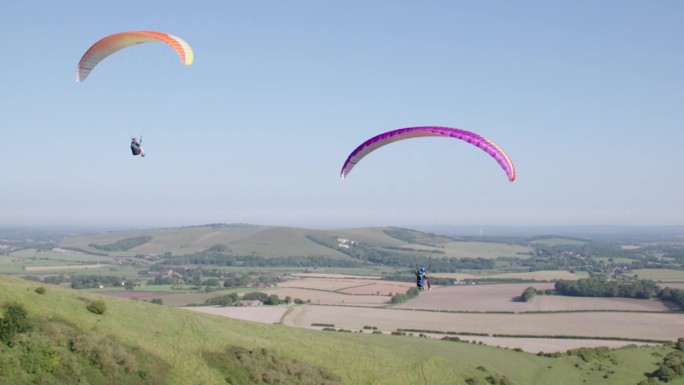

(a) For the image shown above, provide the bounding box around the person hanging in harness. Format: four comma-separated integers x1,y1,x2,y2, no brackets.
131,137,145,157
415,264,431,291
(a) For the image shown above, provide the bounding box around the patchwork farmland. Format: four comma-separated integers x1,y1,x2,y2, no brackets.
189,274,684,353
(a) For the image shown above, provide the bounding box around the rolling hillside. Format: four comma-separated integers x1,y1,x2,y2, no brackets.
56,224,531,260
0,275,678,385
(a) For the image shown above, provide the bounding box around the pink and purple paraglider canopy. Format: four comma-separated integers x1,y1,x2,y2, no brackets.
340,126,516,182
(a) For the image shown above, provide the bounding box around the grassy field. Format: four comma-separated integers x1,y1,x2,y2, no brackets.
0,274,676,385
438,240,532,259
633,268,684,282
9,248,113,262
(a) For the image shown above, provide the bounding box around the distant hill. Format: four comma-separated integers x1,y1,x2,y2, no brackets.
56,224,531,260
0,274,676,385
417,225,684,240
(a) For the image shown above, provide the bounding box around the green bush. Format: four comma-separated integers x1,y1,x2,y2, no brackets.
0,302,32,344
86,300,107,315
203,346,341,385
34,287,46,295
521,287,536,302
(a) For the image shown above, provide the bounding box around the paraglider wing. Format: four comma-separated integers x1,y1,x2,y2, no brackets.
340,126,516,182
76,31,194,82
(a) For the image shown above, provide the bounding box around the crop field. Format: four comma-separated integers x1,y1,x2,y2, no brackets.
280,275,415,296
393,284,672,312
460,336,657,353
9,248,112,262
430,270,588,281
266,287,390,306
401,240,532,259
183,305,289,324
238,275,683,353
0,248,116,275
633,268,684,282
24,263,113,271
93,285,257,306
283,305,684,343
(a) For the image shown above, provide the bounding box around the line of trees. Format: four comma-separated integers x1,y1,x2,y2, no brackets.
554,277,659,299
70,275,129,289
553,277,684,311
390,287,420,304
203,292,302,306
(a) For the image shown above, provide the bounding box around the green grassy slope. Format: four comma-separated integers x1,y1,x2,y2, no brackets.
0,275,672,385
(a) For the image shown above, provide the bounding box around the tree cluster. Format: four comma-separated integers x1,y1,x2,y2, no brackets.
390,287,420,304
521,287,536,302
645,338,684,383
554,277,658,299
657,287,684,311
70,275,128,289
204,292,296,307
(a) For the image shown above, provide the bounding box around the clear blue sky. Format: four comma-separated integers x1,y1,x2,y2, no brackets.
1,1,682,229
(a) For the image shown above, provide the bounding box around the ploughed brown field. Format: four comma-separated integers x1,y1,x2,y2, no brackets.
284,304,684,341
279,275,416,296
184,305,289,324
394,283,673,312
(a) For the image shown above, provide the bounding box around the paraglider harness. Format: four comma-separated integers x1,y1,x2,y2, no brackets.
415,264,431,290
131,136,145,157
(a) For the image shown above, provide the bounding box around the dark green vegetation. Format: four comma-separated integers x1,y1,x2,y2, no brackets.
90,236,153,252
554,277,659,299
203,346,341,385
521,287,536,302
201,291,302,307
390,287,420,304
0,302,169,385
1,273,683,384
550,277,684,310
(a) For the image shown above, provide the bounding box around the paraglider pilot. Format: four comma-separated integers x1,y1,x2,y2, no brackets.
131,137,145,157
415,265,431,291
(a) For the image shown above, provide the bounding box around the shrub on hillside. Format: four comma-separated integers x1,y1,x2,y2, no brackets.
0,302,32,344
203,346,341,385
86,300,107,315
